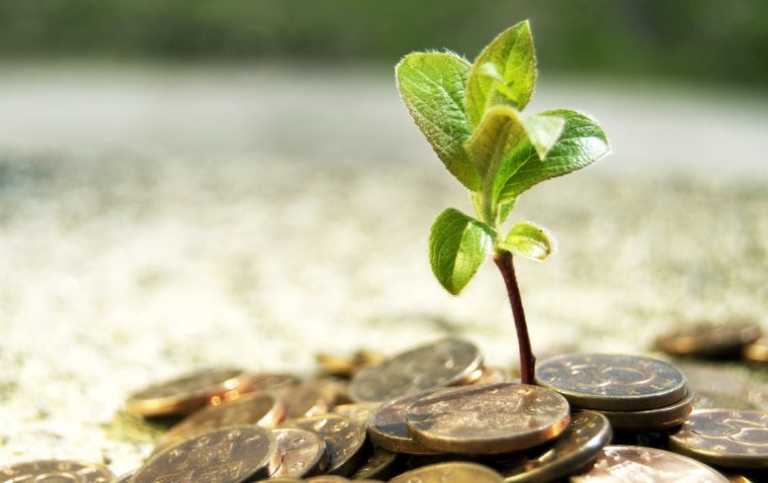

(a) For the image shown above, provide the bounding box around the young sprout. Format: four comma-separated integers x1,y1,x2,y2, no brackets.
395,20,610,384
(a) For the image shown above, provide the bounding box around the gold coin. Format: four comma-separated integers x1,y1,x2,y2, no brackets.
0,460,114,482
389,462,504,483
571,445,728,482
333,402,381,427
535,353,688,411
350,446,401,481
125,367,250,417
272,427,329,478
153,390,286,452
349,337,483,403
598,387,694,431
742,335,768,363
496,410,612,482
406,383,571,454
132,425,281,482
274,383,331,420
669,408,768,470
367,389,443,455
654,320,762,358
286,414,368,476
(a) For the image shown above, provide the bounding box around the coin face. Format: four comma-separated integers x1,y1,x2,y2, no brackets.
132,425,280,482
154,390,286,452
669,409,768,470
405,383,571,454
272,427,329,478
286,414,368,476
599,388,694,431
0,460,114,482
535,353,688,411
125,367,249,417
654,321,762,358
571,445,729,482
497,410,612,482
348,337,483,403
367,389,443,455
389,461,504,483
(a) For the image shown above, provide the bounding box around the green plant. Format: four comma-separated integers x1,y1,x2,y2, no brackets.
396,20,610,384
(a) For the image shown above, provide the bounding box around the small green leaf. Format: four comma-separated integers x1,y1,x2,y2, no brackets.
496,109,610,202
499,221,556,261
523,114,565,160
429,208,495,295
464,105,526,180
466,20,537,128
396,52,482,190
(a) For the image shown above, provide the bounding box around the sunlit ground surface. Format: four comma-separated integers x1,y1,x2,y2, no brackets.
1,64,768,474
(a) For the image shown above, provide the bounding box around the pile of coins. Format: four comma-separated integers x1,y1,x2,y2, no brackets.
2,336,767,482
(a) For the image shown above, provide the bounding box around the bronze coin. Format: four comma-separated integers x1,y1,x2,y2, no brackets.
348,337,483,403
598,387,695,431
367,389,443,455
497,410,612,482
389,461,504,483
742,335,768,363
571,445,728,482
286,414,368,476
405,383,571,454
0,460,114,482
272,427,329,478
333,402,381,427
132,425,280,482
153,390,286,452
350,446,401,480
654,320,762,358
125,367,250,417
535,353,688,411
669,408,768,470
274,383,331,420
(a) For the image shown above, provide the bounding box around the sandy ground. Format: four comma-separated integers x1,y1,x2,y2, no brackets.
1,64,768,475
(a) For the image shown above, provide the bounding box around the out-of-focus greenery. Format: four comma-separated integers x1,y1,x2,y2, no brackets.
1,0,766,87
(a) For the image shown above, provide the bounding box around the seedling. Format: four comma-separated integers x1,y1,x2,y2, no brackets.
396,20,609,384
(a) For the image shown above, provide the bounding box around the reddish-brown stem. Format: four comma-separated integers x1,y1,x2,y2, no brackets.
493,249,536,385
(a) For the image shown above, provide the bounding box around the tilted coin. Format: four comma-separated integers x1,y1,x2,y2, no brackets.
153,390,286,452
0,459,114,482
742,335,768,363
350,446,401,481
598,387,694,431
272,427,329,478
654,320,762,358
367,389,443,455
274,382,331,420
570,445,728,483
132,425,281,482
389,462,504,483
333,402,381,427
125,367,250,417
535,353,688,411
349,337,483,403
496,410,612,482
286,414,368,476
406,383,571,454
669,408,768,470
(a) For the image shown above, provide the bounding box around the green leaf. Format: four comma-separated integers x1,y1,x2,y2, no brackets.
466,20,537,128
496,109,610,202
429,208,495,295
499,221,556,261
396,51,482,190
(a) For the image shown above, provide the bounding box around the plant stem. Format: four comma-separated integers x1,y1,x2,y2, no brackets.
493,249,536,385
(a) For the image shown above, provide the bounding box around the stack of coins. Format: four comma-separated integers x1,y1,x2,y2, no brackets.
6,336,768,482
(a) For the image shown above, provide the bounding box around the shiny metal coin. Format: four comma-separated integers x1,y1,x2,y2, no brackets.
390,462,504,483
349,337,483,403
535,353,687,411
669,408,768,470
349,446,401,481
406,383,570,454
0,460,114,482
367,389,443,455
272,427,329,478
285,414,368,476
598,387,694,431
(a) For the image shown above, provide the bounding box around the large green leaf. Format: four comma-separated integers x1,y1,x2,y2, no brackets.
496,109,610,202
499,221,557,261
466,20,537,128
429,208,495,295
396,52,481,190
